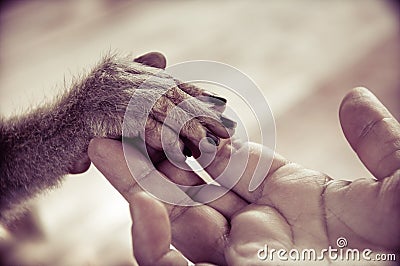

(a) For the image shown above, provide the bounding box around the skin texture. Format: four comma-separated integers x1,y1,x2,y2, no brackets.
0,52,234,223
89,87,399,265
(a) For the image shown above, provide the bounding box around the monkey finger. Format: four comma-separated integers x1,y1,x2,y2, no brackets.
143,116,186,162
182,118,221,153
163,86,234,138
151,96,219,153
198,115,236,139
176,81,227,108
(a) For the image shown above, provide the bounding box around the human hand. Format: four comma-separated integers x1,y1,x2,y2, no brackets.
89,87,399,265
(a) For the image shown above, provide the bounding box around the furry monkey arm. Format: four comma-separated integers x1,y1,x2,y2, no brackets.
0,52,235,222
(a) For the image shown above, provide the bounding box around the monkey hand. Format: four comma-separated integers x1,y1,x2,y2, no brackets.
0,52,238,216
70,52,236,164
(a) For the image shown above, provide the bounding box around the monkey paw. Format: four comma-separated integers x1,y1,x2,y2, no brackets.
76,52,236,161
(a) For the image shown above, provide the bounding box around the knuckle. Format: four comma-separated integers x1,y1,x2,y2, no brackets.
358,117,382,140
376,147,400,177
178,82,203,96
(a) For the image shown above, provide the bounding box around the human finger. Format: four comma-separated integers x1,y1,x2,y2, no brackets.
88,138,189,203
152,160,229,264
130,191,187,266
226,204,292,265
88,138,140,201
157,160,248,219
198,139,289,203
339,87,400,179
162,202,228,265
68,153,91,174
134,51,167,69
89,138,228,264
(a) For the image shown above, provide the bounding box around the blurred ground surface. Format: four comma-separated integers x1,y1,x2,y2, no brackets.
0,0,399,265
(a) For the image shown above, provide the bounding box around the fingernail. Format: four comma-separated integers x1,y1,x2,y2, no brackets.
203,92,227,106
183,146,192,157
206,131,220,146
220,115,237,128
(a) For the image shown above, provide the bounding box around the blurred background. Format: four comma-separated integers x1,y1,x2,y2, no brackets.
0,0,399,265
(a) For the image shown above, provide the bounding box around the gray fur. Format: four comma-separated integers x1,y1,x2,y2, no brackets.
0,53,222,223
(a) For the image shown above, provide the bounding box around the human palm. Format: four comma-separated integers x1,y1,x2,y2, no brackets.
213,155,399,265
89,87,399,265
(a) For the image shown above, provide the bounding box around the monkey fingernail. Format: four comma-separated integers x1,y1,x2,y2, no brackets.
206,131,220,146
203,92,227,106
183,146,193,157
220,115,237,128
